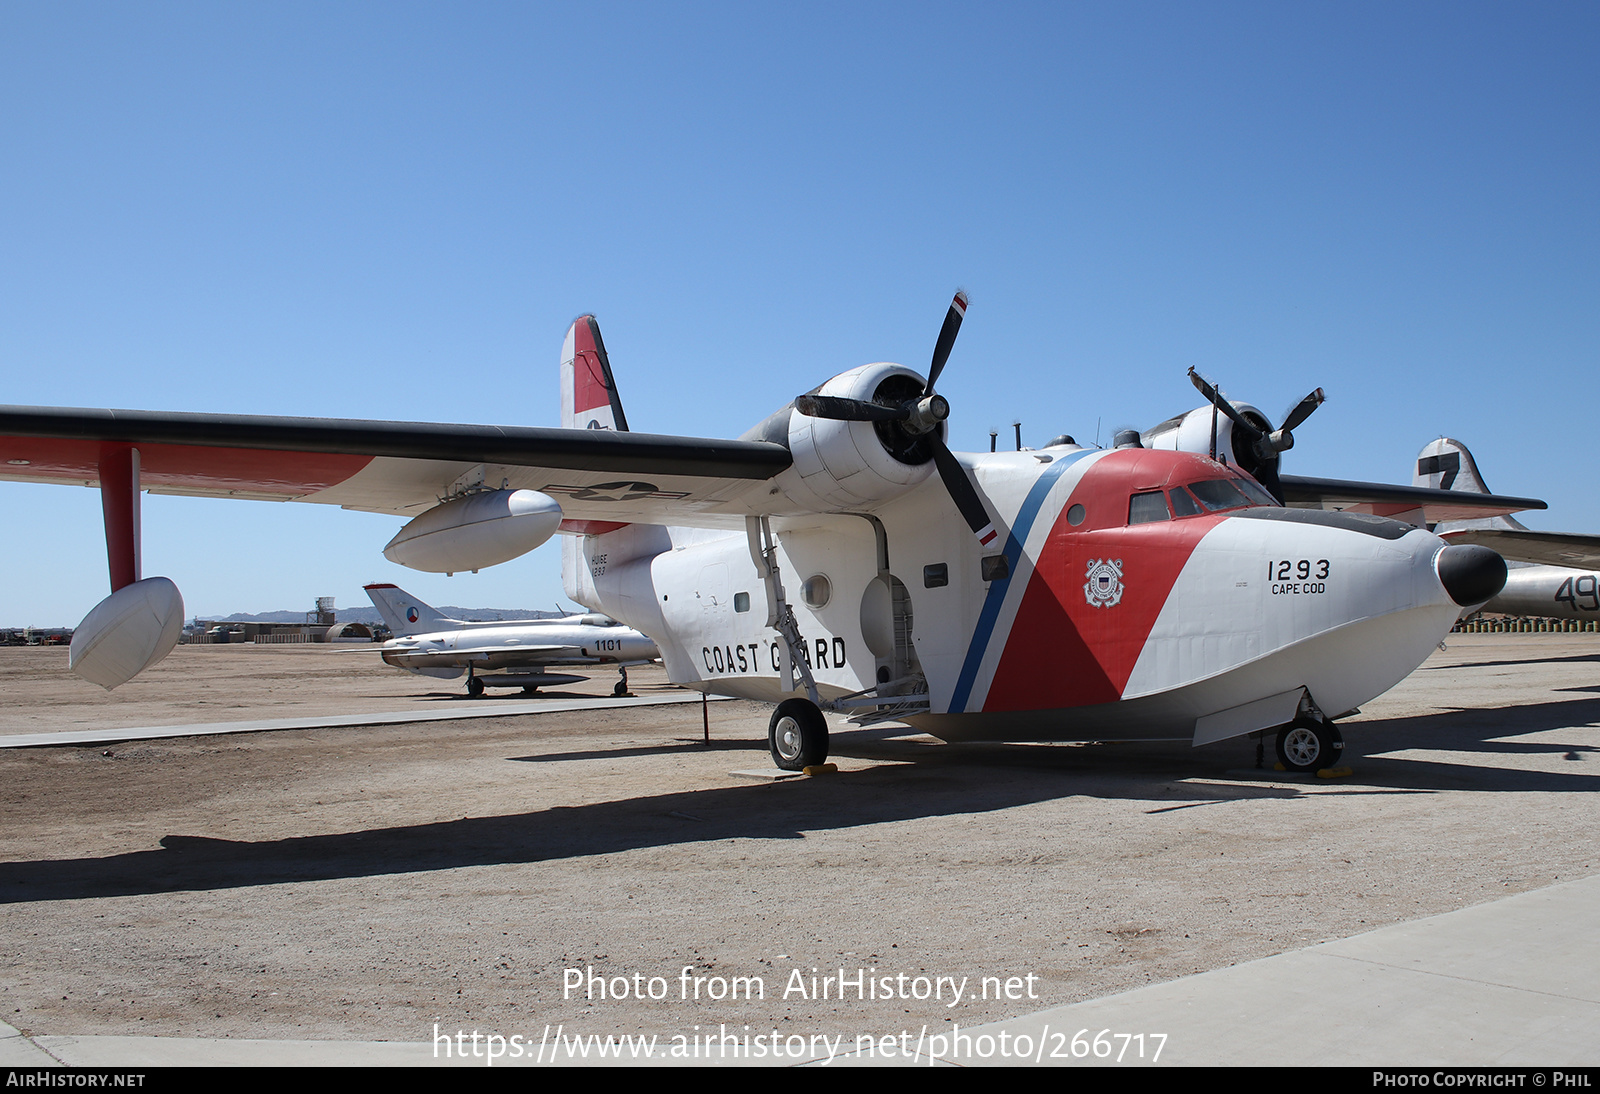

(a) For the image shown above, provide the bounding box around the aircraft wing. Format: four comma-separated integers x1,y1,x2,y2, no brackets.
1437,529,1600,568
1278,475,1546,524
0,406,792,528
0,406,1550,532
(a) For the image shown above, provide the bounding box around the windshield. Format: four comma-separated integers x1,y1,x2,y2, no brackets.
1186,478,1251,512
1123,473,1280,526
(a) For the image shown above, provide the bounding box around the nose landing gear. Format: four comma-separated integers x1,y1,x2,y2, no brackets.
1275,717,1343,774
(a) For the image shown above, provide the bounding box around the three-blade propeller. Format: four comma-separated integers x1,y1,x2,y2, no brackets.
795,291,998,548
1186,367,1326,499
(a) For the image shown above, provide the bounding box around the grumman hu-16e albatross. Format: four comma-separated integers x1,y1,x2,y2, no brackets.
363,582,658,697
0,295,1540,772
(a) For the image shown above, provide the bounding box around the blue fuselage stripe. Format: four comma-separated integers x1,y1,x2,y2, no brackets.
948,450,1095,713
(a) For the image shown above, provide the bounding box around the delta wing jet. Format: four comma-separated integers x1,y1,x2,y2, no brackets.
363,583,658,696
0,296,1543,774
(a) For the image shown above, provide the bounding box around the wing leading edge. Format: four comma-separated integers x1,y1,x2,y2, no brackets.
1279,474,1546,525
0,405,792,526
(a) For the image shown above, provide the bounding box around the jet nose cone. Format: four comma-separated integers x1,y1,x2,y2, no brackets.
1435,544,1507,606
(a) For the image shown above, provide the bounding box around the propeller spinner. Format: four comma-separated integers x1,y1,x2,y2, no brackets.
795,292,998,548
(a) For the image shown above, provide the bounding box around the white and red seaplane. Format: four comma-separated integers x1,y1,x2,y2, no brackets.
0,294,1537,772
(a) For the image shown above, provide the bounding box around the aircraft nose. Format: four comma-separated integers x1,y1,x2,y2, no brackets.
1435,544,1507,606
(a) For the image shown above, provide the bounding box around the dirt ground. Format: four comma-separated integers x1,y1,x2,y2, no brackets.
1,635,1597,1046
0,643,659,735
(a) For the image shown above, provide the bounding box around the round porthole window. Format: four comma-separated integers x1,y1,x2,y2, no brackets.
801,574,832,609
1067,503,1086,526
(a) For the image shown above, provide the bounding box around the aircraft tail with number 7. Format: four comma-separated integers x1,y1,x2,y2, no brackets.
1414,438,1600,619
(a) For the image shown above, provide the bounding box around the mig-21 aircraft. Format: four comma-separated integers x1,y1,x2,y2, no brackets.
362,582,657,697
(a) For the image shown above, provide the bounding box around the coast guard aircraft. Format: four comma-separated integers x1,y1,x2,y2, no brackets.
0,295,1541,773
1412,438,1600,621
363,583,658,696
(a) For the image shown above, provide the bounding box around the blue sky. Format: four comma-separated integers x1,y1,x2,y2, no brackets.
2,2,1595,624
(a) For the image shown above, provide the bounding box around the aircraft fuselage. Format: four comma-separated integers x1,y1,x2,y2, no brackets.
571,445,1488,746
1485,564,1600,621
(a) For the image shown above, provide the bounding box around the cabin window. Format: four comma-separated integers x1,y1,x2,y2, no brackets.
923,563,948,588
1066,503,1086,526
981,555,1010,581
1128,491,1170,525
733,592,750,613
801,575,831,609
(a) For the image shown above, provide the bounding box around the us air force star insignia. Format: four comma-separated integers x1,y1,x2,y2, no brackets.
1084,558,1125,608
541,481,692,502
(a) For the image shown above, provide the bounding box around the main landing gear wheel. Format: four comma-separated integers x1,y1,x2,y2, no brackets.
1275,718,1343,774
467,676,485,698
768,698,829,771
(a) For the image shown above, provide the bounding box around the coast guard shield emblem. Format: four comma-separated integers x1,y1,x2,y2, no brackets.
1084,558,1125,608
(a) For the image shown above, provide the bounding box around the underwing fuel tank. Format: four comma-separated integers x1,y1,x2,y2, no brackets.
383,489,562,574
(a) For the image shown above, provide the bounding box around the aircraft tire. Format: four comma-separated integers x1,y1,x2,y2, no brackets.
769,699,828,771
1275,718,1342,774
467,677,485,698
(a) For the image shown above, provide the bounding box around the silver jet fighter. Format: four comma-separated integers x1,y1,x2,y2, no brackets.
364,583,659,697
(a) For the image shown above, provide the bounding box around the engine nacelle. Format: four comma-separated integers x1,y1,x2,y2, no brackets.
777,363,938,510
1141,403,1275,482
69,576,185,690
384,489,562,574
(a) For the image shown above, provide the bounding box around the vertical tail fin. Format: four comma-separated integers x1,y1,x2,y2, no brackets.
363,584,461,636
1414,437,1493,494
1414,438,1528,532
560,315,630,431
559,315,635,610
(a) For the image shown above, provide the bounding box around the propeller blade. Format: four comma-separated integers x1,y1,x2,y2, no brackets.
931,434,999,549
1280,387,1325,433
925,290,968,394
794,394,909,422
1186,368,1263,440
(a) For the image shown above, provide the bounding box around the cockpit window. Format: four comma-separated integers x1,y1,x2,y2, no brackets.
1168,486,1204,517
1128,491,1171,525
1187,478,1251,512
1234,477,1280,507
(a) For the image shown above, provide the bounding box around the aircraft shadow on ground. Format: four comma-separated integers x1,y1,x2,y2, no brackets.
406,689,612,703
3,736,1302,904
511,739,765,763
5,697,1597,904
1336,695,1600,793
1423,652,1600,671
